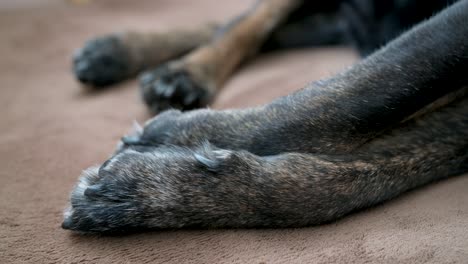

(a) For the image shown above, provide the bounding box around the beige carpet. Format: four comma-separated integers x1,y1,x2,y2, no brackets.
1,0,467,263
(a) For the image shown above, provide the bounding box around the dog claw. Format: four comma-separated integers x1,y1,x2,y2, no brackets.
121,136,141,145
61,216,72,230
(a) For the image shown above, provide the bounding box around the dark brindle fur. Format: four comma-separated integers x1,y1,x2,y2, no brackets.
63,0,468,233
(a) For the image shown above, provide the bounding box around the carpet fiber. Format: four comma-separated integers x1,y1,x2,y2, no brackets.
1,0,467,263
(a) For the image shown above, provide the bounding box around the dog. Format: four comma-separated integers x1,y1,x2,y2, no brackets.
63,0,467,233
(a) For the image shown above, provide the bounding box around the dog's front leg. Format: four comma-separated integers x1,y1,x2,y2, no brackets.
122,0,468,156
63,94,468,232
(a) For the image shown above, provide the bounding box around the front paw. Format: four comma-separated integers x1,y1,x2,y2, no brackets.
62,146,239,233
115,109,218,155
139,63,213,113
73,35,132,87
62,164,147,233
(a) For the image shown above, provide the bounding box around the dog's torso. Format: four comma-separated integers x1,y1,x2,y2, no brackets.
264,0,459,55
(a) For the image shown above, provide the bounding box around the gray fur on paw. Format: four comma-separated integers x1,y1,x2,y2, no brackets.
62,145,236,233
62,150,161,233
73,35,132,87
114,110,184,154
139,65,212,113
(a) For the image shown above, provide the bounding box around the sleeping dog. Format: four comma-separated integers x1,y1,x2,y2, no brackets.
63,0,468,233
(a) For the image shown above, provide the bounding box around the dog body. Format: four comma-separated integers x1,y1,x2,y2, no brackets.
63,0,468,232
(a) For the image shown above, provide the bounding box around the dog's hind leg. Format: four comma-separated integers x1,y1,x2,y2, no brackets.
73,24,217,87
139,0,303,113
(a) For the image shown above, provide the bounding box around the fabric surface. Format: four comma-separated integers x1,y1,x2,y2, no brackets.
1,1,467,263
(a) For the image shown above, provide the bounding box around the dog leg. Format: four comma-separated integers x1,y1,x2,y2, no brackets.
139,0,302,112
120,0,468,156
62,95,467,232
73,24,217,86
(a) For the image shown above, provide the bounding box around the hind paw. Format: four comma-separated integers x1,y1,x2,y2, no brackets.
73,35,132,87
139,64,213,113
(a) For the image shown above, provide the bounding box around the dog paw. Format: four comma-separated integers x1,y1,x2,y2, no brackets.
113,108,223,156
139,64,213,113
62,146,239,233
113,110,184,154
62,150,175,233
73,35,132,87
61,165,143,233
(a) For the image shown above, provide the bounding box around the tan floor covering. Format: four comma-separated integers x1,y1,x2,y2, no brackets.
0,0,467,263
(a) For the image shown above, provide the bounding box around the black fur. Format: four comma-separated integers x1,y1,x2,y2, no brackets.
265,0,459,56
